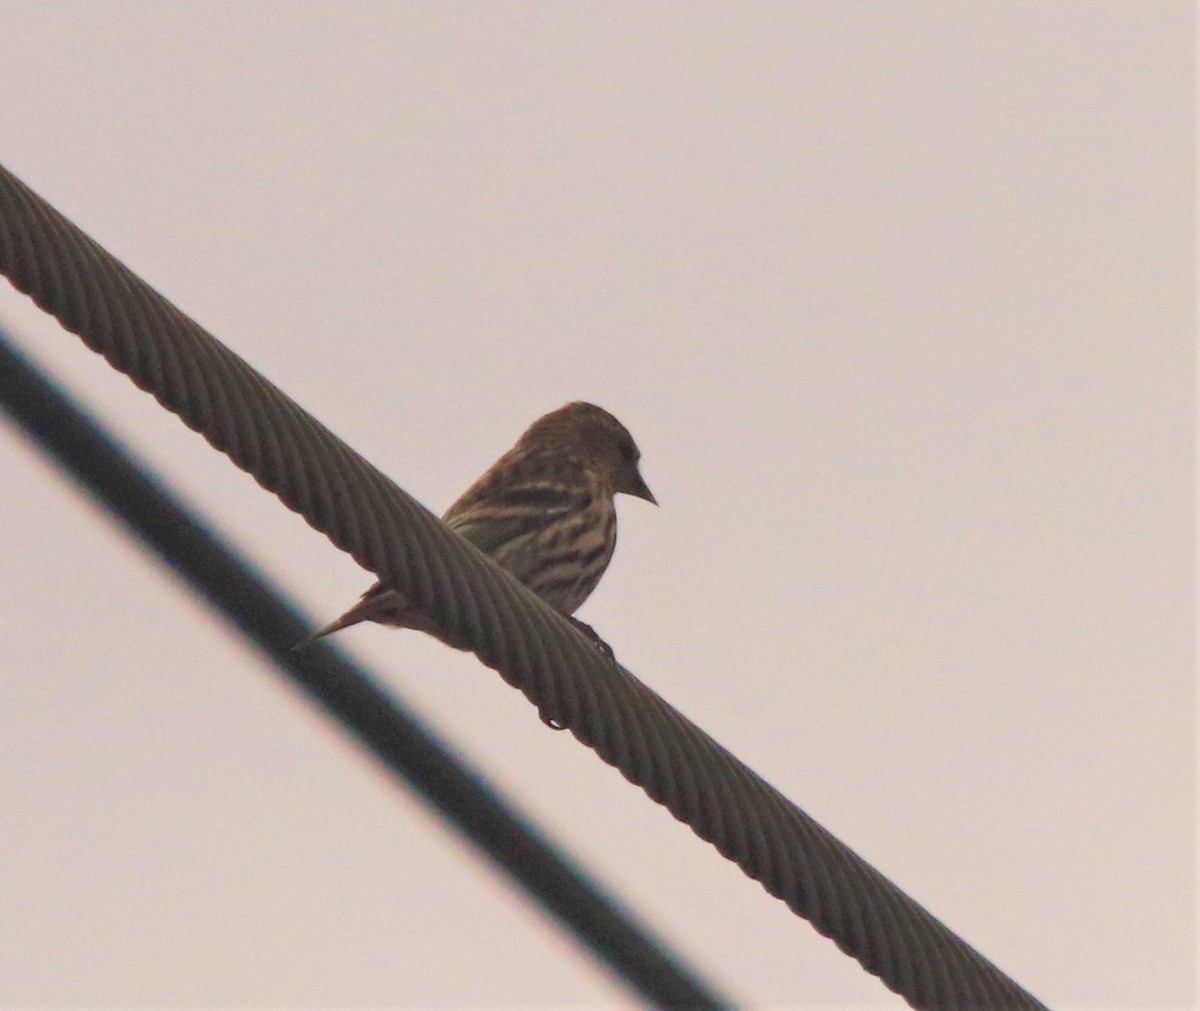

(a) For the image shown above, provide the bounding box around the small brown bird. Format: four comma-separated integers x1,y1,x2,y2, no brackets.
303,401,656,650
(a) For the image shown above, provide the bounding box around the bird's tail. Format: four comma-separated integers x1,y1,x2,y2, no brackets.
292,583,411,651
292,611,366,651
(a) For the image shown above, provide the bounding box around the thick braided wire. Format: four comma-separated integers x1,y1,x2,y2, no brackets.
0,164,1046,1010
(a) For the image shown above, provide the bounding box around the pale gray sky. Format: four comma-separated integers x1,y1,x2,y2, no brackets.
0,3,1194,1007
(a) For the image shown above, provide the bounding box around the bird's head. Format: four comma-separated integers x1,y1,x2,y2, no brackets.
520,402,657,505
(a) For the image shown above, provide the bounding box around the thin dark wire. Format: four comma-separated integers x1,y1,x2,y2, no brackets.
0,328,734,1010
0,162,1049,1009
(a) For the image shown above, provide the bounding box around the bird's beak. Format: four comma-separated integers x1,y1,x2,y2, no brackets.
624,467,657,506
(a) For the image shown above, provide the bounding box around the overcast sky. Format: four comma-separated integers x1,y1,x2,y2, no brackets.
0,3,1194,1007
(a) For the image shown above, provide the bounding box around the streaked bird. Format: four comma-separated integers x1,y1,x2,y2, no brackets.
302,401,656,651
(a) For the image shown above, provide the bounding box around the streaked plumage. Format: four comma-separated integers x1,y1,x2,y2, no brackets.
303,402,655,649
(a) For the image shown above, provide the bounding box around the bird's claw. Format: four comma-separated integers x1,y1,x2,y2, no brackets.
537,619,615,731
568,616,616,661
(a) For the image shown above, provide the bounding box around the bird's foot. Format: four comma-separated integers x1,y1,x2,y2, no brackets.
568,616,615,661
537,619,616,731
540,712,567,731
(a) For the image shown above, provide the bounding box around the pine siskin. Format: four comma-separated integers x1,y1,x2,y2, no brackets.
302,401,656,651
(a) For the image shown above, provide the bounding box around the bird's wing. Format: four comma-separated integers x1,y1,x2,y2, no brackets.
446,484,586,553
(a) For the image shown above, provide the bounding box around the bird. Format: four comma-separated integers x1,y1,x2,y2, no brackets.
300,401,656,652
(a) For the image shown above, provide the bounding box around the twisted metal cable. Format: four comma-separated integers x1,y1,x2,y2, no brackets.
0,162,1047,1010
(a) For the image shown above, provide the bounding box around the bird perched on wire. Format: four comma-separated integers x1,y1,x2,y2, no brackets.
300,401,656,653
